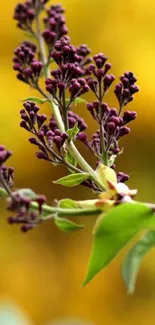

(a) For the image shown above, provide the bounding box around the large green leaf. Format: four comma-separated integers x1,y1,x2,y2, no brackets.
122,230,155,294
54,173,89,187
82,202,155,286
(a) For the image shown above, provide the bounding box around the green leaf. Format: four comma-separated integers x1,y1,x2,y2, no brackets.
58,198,79,209
66,152,77,169
55,216,85,232
67,122,79,141
122,230,155,294
54,173,89,187
82,202,155,286
66,97,87,106
21,97,48,105
0,187,8,197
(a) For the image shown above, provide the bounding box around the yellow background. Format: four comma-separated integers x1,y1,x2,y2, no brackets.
1,0,155,324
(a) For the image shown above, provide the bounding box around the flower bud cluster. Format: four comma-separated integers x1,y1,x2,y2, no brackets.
42,4,68,51
45,38,91,120
114,72,139,108
20,101,69,162
14,0,48,31
13,41,43,86
89,103,136,157
7,193,46,232
86,53,115,98
0,146,14,189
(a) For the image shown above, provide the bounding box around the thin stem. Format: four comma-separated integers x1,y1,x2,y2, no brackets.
118,103,124,116
34,10,106,192
62,90,69,130
36,84,49,99
31,201,101,218
99,82,108,165
35,10,50,79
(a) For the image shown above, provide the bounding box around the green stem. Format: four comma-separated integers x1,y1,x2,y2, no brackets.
31,201,101,218
62,90,69,130
35,11,49,78
99,82,108,165
34,12,106,192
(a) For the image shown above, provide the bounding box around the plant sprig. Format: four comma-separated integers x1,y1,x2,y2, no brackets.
0,0,154,293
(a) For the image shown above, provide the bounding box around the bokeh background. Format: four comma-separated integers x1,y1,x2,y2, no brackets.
1,0,155,324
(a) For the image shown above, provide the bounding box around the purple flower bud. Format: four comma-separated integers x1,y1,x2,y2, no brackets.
20,120,30,131
112,147,120,154
77,132,88,144
119,126,130,137
123,110,137,123
53,136,62,150
29,137,39,145
129,85,139,94
117,172,129,183
104,74,115,91
107,122,116,135
36,152,50,160
21,224,33,233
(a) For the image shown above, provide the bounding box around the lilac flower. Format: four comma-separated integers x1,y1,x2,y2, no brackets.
7,193,46,232
42,4,68,51
13,41,43,86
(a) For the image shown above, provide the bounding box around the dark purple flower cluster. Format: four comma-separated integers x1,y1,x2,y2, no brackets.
14,0,49,31
0,146,14,189
45,38,91,125
42,4,68,51
20,101,69,162
114,72,139,109
13,41,43,86
117,172,129,183
86,53,115,98
7,193,46,232
49,38,91,75
88,103,136,156
14,1,35,31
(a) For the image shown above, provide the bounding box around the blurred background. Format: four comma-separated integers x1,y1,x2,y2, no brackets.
1,0,155,324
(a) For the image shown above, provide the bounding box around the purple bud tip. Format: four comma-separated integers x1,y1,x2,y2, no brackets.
107,122,116,135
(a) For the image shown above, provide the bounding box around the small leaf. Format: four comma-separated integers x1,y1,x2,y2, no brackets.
58,198,79,209
96,163,117,189
55,216,84,232
66,152,77,168
0,187,8,197
67,122,79,141
74,97,87,105
54,173,89,187
122,230,155,294
82,202,155,286
66,97,87,106
21,97,48,105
